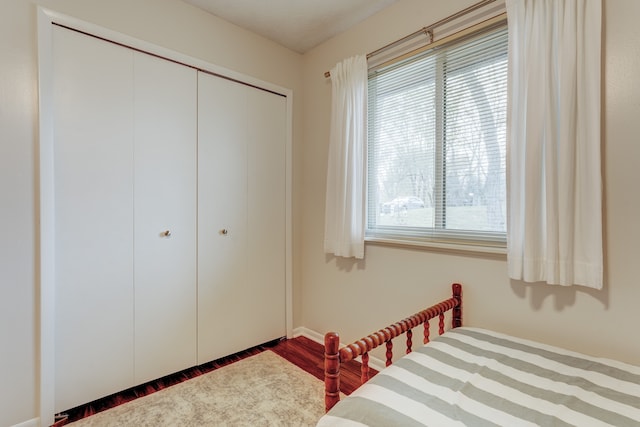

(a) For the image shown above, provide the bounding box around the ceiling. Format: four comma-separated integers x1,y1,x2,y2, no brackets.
182,0,398,54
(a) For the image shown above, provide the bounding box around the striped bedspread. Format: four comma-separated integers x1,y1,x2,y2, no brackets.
317,327,640,426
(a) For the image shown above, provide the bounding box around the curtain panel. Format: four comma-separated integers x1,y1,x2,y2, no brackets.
506,0,603,288
324,55,368,259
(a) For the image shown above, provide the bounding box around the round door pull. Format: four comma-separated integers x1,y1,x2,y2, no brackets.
220,229,229,235
162,230,172,237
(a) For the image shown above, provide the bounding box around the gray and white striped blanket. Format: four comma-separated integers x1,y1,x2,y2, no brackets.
317,327,640,426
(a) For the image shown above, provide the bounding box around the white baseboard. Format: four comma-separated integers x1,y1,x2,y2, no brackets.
12,418,39,427
292,326,386,372
292,326,323,343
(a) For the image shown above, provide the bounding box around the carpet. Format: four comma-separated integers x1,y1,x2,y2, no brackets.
67,351,326,426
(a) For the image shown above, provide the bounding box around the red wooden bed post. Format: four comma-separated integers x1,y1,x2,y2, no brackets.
324,332,341,412
452,283,462,328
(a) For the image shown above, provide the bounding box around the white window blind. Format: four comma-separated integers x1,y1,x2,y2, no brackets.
367,23,508,248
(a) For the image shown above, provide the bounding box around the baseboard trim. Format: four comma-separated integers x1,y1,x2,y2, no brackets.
11,417,39,427
292,326,323,343
292,326,386,372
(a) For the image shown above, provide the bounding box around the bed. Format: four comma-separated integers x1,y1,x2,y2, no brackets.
318,284,640,426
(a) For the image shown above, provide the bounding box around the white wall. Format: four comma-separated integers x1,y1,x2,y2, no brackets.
300,0,640,367
0,1,303,425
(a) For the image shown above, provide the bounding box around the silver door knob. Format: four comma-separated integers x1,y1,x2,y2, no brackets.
162,230,171,237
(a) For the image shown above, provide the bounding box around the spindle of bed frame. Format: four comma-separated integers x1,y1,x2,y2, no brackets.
424,320,431,344
324,283,463,412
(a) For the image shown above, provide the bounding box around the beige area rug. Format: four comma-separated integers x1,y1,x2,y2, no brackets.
68,351,326,426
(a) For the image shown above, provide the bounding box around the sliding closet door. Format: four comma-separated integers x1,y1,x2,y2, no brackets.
133,53,197,384
53,26,135,412
197,72,286,364
197,73,249,363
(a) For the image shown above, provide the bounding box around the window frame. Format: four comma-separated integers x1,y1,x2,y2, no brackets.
365,19,508,253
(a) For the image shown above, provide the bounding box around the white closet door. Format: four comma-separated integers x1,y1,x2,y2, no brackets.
198,72,286,364
246,89,287,343
53,26,135,412
133,53,197,384
197,72,249,363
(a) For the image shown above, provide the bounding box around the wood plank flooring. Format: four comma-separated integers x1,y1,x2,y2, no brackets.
54,336,376,426
267,335,376,395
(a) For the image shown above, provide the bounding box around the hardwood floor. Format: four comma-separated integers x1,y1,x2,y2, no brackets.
54,336,376,426
267,335,377,395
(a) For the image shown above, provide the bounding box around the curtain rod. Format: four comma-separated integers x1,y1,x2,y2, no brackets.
324,0,496,78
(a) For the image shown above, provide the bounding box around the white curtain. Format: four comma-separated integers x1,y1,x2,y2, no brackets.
324,55,368,259
506,0,603,288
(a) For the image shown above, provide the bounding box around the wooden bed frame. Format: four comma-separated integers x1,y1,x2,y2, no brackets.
323,283,462,411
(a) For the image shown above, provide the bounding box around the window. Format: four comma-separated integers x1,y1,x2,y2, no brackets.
367,23,508,248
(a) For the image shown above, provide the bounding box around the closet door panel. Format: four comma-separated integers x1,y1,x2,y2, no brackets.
246,90,287,342
197,72,249,363
53,26,135,412
133,53,197,384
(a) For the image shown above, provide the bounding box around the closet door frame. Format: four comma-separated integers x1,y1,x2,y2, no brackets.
37,8,293,426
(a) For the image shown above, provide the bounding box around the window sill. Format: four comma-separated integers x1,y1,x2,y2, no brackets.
365,235,507,257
